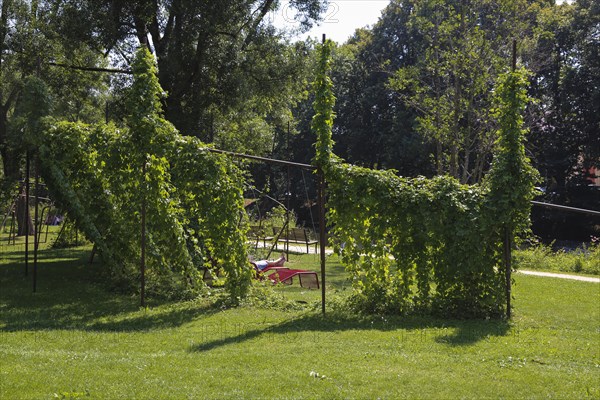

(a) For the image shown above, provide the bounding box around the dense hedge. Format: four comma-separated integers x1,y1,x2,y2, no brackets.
313,40,537,318
35,49,251,300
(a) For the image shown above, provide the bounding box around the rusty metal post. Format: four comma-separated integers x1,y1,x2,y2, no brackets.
24,151,30,276
318,169,326,314
140,162,147,307
504,226,512,319
33,157,39,292
318,32,328,314
286,165,291,258
504,39,518,319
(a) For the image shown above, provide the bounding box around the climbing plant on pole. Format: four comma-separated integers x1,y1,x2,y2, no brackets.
312,39,336,170
126,47,190,305
313,39,538,318
36,48,252,302
485,67,538,246
484,66,539,317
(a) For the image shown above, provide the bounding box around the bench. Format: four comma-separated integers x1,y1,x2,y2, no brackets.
272,227,318,254
247,225,273,249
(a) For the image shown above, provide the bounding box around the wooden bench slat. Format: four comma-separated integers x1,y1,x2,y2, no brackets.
272,226,318,253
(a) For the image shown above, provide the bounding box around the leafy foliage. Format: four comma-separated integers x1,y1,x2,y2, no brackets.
526,0,600,189
11,76,52,150
1,0,109,181
311,39,336,169
327,23,432,175
307,0,593,195
48,0,323,154
313,41,538,318
387,0,525,183
485,68,540,235
35,49,251,300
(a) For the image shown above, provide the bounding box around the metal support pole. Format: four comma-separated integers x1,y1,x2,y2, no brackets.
9,210,16,245
140,162,147,307
318,33,328,314
24,152,30,276
530,201,600,216
504,226,512,319
286,123,291,259
318,169,327,314
207,148,315,170
33,157,39,293
286,165,291,258
504,39,517,319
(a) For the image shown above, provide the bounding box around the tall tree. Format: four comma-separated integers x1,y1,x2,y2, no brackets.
527,0,600,191
48,0,326,153
328,5,433,176
389,0,522,183
1,0,108,182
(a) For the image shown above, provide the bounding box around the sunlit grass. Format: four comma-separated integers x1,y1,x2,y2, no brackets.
0,245,598,399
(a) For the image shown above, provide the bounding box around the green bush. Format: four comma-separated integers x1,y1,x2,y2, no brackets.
514,241,600,275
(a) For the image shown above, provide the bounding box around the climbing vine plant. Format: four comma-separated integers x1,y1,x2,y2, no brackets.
313,40,537,318
35,48,251,300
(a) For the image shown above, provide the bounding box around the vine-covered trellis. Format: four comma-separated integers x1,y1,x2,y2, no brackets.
33,48,252,301
21,41,537,317
313,40,538,318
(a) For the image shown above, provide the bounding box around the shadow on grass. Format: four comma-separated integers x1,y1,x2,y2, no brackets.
434,320,511,346
189,312,510,353
2,248,510,344
0,248,221,333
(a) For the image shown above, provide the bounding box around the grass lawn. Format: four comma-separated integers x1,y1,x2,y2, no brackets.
1,245,599,399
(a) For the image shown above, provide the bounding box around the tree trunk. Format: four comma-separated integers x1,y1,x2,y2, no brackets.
473,152,484,184
16,194,34,236
461,148,470,184
1,99,22,182
436,140,443,175
0,146,21,182
450,144,459,179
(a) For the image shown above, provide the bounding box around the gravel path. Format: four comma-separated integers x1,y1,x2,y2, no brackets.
518,270,599,283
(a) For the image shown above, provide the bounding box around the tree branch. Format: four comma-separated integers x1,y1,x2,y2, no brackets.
48,62,132,74
243,0,275,49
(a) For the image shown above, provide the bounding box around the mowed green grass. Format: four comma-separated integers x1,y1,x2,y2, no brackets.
0,247,599,399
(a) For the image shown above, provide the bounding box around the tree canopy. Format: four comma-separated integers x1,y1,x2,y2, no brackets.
2,0,597,190
48,0,325,149
287,0,598,190
1,0,109,180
